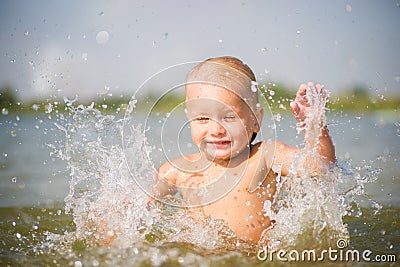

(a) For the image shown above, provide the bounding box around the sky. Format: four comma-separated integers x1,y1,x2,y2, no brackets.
0,0,399,101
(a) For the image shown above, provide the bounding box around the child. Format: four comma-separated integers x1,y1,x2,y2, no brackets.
152,56,335,244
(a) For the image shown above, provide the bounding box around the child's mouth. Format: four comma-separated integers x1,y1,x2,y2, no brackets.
207,140,231,149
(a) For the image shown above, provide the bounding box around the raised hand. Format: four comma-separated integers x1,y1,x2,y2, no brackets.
289,82,327,125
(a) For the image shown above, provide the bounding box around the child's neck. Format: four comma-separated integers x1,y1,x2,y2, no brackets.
209,145,252,169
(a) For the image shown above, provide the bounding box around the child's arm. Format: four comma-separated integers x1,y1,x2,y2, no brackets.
275,82,335,176
152,162,178,200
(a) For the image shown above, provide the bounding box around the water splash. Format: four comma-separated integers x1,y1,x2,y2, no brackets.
52,104,154,247
34,89,388,265
47,103,242,256
262,85,349,251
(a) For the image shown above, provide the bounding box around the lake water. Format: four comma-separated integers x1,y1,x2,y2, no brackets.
0,109,399,266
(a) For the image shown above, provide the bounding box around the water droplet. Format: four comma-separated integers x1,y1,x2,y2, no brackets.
218,39,223,43
245,200,251,206
346,4,352,12
66,34,71,40
10,59,15,63
45,103,53,114
263,200,272,210
251,81,258,92
163,32,169,40
32,104,39,111
11,177,17,183
2,108,9,115
378,94,386,101
96,30,109,44
12,221,16,227
74,261,83,267
82,52,88,61
99,11,105,16
10,130,17,137
261,47,267,53
296,30,301,34
24,31,29,36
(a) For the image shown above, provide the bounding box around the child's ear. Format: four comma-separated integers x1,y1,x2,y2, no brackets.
253,107,264,132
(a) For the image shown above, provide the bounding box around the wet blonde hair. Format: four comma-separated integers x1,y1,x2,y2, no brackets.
201,56,256,82
186,56,258,106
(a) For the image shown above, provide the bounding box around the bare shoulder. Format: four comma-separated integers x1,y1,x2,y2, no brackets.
157,160,178,183
263,140,300,177
256,139,278,165
260,139,298,157
157,153,202,182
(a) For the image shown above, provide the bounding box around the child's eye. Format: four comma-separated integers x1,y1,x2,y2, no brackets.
224,115,236,121
194,116,210,123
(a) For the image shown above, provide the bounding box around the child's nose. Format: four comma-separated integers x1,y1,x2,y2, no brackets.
209,120,226,135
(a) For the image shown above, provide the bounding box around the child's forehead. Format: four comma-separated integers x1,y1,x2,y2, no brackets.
186,83,243,99
186,84,252,111
185,85,253,115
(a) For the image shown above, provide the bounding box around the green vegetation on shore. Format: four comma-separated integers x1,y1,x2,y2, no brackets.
1,83,399,115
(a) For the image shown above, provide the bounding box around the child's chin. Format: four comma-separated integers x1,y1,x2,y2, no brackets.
202,150,232,161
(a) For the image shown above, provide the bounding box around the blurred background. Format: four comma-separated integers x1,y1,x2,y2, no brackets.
0,0,399,104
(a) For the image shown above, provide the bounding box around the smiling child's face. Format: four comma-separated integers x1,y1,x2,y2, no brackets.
185,84,261,161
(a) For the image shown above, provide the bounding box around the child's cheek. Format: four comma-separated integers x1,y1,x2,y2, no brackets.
191,126,204,147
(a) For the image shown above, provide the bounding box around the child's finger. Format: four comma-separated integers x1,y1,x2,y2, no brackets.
315,83,322,93
321,88,327,99
297,84,307,97
296,84,307,104
290,101,300,119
